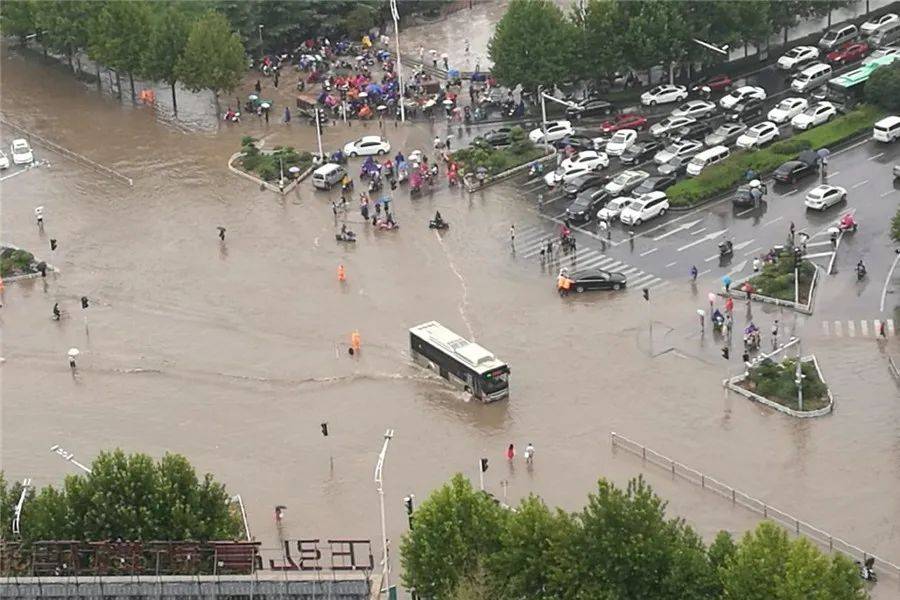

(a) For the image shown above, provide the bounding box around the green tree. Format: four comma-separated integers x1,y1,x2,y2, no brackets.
176,11,246,112
144,3,199,115
579,0,626,85
488,0,577,93
33,0,99,73
0,0,37,46
399,474,507,600
891,208,900,242
90,0,152,101
865,61,900,111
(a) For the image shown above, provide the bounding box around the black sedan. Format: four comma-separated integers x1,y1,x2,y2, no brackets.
566,98,614,119
569,268,627,292
563,172,611,197
725,98,765,123
773,151,819,184
564,188,610,223
634,174,677,195
732,183,767,207
657,156,688,176
620,140,664,165
554,133,595,152
477,127,512,147
675,120,715,141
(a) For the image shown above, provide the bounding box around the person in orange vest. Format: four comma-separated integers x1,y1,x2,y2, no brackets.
350,330,361,354
557,269,571,296
337,264,346,282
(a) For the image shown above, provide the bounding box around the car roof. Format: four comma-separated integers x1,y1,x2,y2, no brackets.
12,138,28,146
359,135,384,142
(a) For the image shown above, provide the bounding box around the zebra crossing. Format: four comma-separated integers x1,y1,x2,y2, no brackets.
820,319,895,338
511,225,668,291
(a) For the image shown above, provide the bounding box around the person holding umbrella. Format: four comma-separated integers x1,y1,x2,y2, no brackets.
722,274,732,293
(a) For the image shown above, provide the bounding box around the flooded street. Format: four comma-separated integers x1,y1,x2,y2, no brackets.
2,43,899,586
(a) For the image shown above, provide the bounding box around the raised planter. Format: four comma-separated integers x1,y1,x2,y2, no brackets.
720,258,819,315
227,140,316,195
463,148,556,192
0,244,58,281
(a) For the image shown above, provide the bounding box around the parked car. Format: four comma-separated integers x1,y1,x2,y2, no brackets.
545,160,603,187
732,183,766,207
477,128,512,146
10,138,34,165
620,139,664,165
657,156,689,176
529,120,574,143
819,24,859,51
863,45,900,64
619,191,670,226
605,129,638,156
597,196,631,222
650,115,696,137
686,145,731,176
689,74,733,94
894,163,900,178
599,113,648,133
563,172,611,197
604,169,650,196
633,174,677,195
773,151,819,183
566,97,614,119
791,102,837,130
704,122,747,146
671,100,717,119
724,97,765,123
777,45,820,70
767,97,809,124
827,41,870,64
675,120,715,141
861,12,899,35
805,184,847,210
719,85,766,109
555,133,596,152
641,84,688,106
567,268,627,292
343,135,390,157
654,139,703,165
565,188,610,224
0,150,9,170
790,62,833,93
561,150,609,172
735,121,780,149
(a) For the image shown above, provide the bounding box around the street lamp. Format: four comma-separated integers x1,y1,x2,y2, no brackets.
314,108,324,162
231,494,252,541
389,0,406,123
539,89,577,152
258,25,264,61
692,38,729,56
374,429,394,595
12,478,32,535
49,444,92,474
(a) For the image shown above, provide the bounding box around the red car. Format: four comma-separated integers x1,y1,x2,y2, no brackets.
827,41,870,65
599,113,648,133
690,73,733,93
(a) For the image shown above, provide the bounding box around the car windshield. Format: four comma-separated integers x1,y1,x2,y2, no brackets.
627,200,646,211
649,86,664,94
611,132,629,143
823,31,838,41
777,100,795,110
612,173,632,185
608,199,626,210
714,125,733,135
801,106,818,116
747,129,762,138
786,48,801,57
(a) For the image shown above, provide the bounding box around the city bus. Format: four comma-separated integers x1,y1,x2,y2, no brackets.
822,55,897,108
409,321,510,402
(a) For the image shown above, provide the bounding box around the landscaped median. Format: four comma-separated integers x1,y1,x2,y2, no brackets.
453,126,551,191
666,105,884,208
228,137,315,193
722,249,819,314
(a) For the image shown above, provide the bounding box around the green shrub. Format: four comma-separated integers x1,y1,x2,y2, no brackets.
746,358,828,410
0,248,35,277
746,251,815,301
451,134,546,176
241,135,257,147
865,61,900,111
769,138,811,154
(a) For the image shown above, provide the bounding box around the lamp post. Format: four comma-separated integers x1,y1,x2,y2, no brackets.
389,0,406,123
49,444,92,474
374,429,395,595
314,108,324,162
539,89,578,152
258,25,264,61
231,494,252,541
12,478,32,535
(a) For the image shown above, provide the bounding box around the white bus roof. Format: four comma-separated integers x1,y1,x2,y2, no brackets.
409,321,506,373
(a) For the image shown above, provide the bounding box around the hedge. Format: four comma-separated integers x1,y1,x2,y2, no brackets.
744,357,829,411
452,126,547,175
0,247,35,277
746,251,816,302
666,105,884,207
238,140,313,182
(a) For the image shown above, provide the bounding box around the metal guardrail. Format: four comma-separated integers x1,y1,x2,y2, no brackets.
889,354,900,381
0,118,133,186
610,431,900,581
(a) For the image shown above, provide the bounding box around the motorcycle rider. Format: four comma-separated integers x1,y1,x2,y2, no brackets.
433,210,444,227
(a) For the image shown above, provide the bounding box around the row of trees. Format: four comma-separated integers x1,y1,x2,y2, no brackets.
0,1,244,114
489,0,859,93
401,474,867,600
0,450,243,542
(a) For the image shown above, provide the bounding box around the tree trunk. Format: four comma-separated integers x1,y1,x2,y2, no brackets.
783,27,788,46
827,10,832,28
866,0,870,14
171,82,178,116
744,43,748,58
115,71,122,100
129,72,136,103
67,50,74,73
213,91,221,117
95,63,101,91
668,62,675,85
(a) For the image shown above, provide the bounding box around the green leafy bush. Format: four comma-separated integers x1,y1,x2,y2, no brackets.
0,247,36,277
746,357,829,410
746,251,816,302
237,144,313,182
865,60,900,111
452,127,546,176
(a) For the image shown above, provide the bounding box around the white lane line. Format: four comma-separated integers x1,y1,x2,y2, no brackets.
834,321,843,337
881,190,897,198
621,267,641,276
762,216,784,228
704,254,719,262
677,228,728,252
861,320,869,336
804,252,834,259
698,269,711,276
580,256,613,269
736,207,755,216
630,275,656,288
850,179,869,189
652,218,703,241
826,170,840,178
743,246,763,257
881,252,900,312
638,276,663,288
665,261,678,268
867,152,884,161
888,319,896,335
639,247,659,257
690,227,707,235
805,240,833,248
0,169,31,182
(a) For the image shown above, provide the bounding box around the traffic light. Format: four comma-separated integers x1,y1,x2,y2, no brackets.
320,422,328,437
721,346,730,360
480,458,489,473
50,239,58,251
81,296,89,309
642,288,650,301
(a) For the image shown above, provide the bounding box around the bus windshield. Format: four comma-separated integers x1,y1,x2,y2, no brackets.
481,368,510,394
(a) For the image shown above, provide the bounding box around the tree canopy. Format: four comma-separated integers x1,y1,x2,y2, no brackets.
176,11,246,99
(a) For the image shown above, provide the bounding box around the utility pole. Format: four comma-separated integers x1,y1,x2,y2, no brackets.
374,429,394,596
257,25,264,61
12,478,32,535
389,0,406,123
796,339,804,411
314,108,324,161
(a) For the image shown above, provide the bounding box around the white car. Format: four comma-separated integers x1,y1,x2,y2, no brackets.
0,150,9,170
641,84,688,106
604,170,649,196
544,163,596,187
604,129,638,156
618,191,670,226
861,13,898,35
863,45,900,65
528,120,573,144
10,138,34,165
561,150,609,172
343,135,390,157
777,46,820,70
791,102,837,130
767,97,809,124
650,116,695,138
653,139,703,165
597,196,631,222
735,121,780,149
804,184,847,210
670,100,716,119
719,86,767,110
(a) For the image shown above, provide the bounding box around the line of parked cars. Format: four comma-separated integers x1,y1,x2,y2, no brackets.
0,139,35,169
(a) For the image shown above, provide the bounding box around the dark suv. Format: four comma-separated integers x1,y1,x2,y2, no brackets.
725,97,765,123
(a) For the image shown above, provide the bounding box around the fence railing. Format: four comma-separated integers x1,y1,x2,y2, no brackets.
0,118,133,186
610,431,900,581
888,354,899,381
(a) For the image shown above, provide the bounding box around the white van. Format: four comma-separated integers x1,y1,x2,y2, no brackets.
873,115,900,142
311,163,346,190
819,23,859,50
791,63,833,93
871,21,900,47
686,146,731,176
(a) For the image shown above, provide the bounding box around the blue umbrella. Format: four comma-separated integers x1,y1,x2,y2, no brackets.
722,275,732,288
448,68,460,79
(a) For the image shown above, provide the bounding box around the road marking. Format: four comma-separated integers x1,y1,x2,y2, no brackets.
690,227,707,235
762,216,784,228
834,321,842,337
698,269,711,276
889,319,896,335
727,260,748,276
743,246,763,257
881,252,900,313
665,261,678,268
639,247,659,256
850,179,869,189
805,241,833,248
0,169,31,182
621,267,641,275
881,190,896,198
867,152,884,161
678,228,728,251
736,207,755,216
822,321,830,335
652,218,703,241
827,170,840,178
732,239,755,251
804,251,834,259
705,254,719,262
860,320,868,336
830,136,869,157
847,321,855,337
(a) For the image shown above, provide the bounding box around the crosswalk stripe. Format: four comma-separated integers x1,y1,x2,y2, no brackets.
621,267,641,275
822,321,830,335
630,274,656,287
602,261,624,271
847,321,856,337
860,320,868,336
641,277,664,288
834,321,843,337
888,319,895,335
579,256,613,269
874,319,881,336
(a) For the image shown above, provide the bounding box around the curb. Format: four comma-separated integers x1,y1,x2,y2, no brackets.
463,149,557,193
226,149,315,195
718,263,818,315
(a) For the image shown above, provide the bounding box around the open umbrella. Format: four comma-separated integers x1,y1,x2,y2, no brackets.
442,98,454,106
377,104,387,111
816,148,830,160
722,275,732,288
68,348,80,358
288,166,301,174
260,102,271,109
358,91,368,98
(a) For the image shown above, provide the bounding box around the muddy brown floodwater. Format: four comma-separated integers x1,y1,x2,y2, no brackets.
2,46,899,595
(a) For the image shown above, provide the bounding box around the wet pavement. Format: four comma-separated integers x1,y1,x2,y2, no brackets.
2,41,900,595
